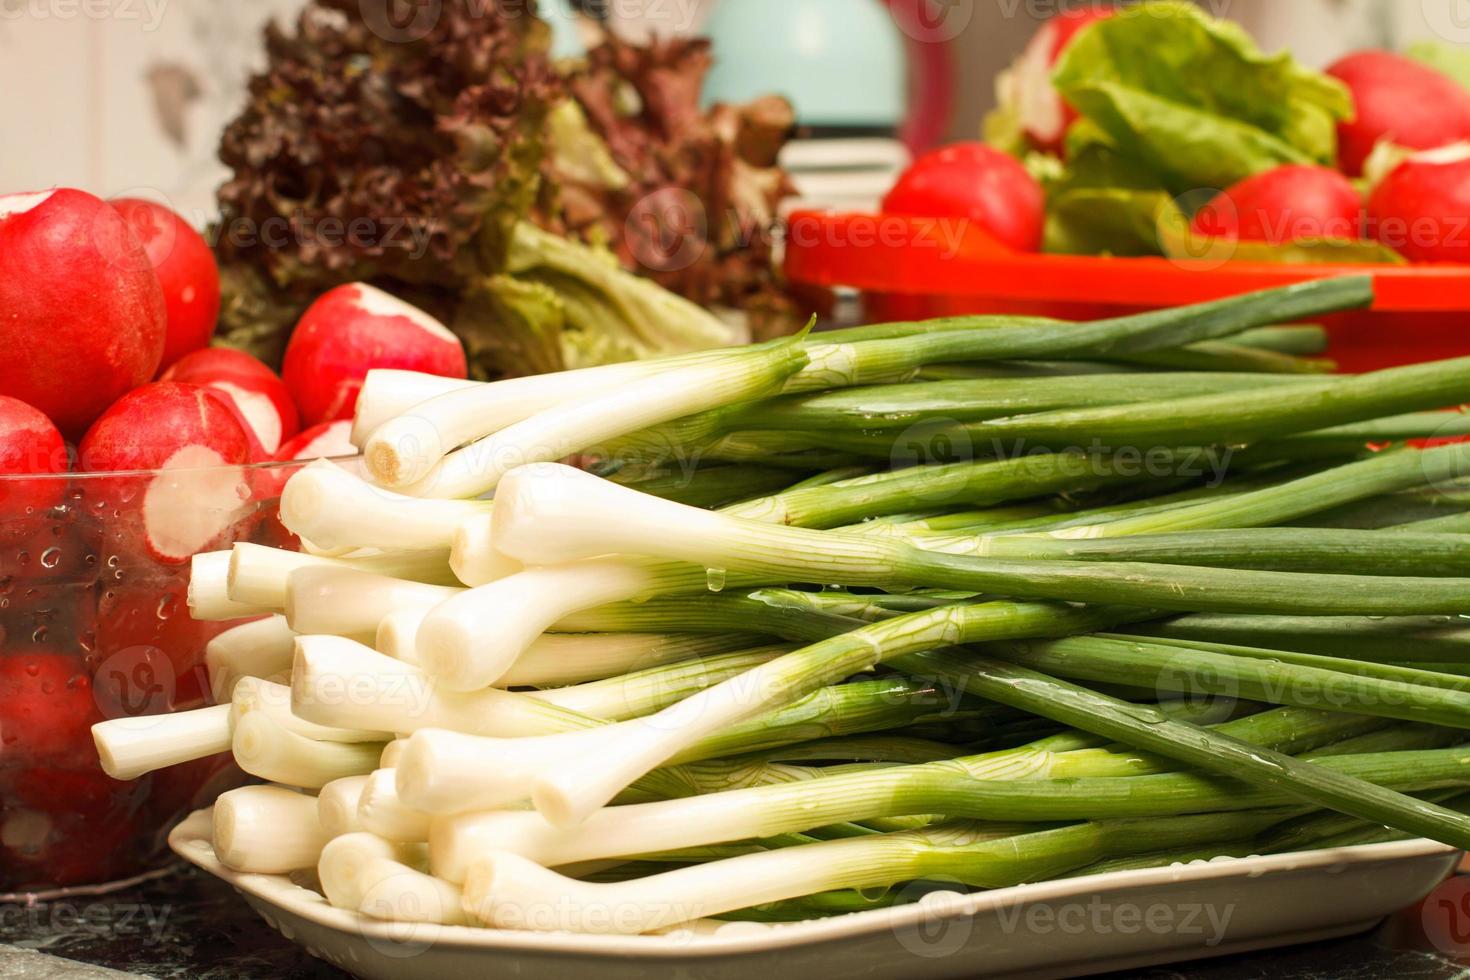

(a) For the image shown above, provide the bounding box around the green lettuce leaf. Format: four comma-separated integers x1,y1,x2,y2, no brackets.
505,223,747,371
1052,1,1353,193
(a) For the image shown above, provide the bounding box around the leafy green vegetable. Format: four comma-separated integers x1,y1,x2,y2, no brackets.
1043,120,1177,255
1034,2,1373,263
213,0,792,379
1051,1,1352,194
503,223,745,371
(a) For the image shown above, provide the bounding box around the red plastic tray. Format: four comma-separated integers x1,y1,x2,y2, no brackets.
784,210,1470,372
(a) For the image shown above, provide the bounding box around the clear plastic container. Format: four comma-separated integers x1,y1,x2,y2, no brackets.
0,459,307,894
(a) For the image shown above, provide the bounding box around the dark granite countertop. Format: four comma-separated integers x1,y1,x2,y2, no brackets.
3,865,1469,979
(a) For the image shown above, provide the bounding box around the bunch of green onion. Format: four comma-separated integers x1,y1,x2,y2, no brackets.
95,275,1470,935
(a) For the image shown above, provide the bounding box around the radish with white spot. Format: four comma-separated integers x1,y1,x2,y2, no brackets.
282,284,468,427
110,197,221,371
78,381,255,564
1369,144,1470,263
275,420,356,463
997,5,1118,153
0,395,69,541
0,188,166,435
252,420,361,502
161,348,299,458
1327,51,1470,177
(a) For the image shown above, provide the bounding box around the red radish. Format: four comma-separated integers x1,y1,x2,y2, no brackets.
0,395,69,539
1191,165,1364,244
1368,144,1470,263
253,420,359,503
882,143,1046,252
275,420,355,462
77,382,255,564
4,764,142,885
0,652,99,765
110,198,221,371
0,189,166,436
161,348,299,457
1327,51,1470,177
94,578,209,710
282,284,468,427
1001,5,1118,152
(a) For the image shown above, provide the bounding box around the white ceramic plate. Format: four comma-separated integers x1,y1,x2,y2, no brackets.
170,809,1459,980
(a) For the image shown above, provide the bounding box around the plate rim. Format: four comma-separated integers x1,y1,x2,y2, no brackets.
168,807,1460,960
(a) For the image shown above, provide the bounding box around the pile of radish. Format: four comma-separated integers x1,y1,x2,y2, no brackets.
0,186,470,890
888,3,1470,264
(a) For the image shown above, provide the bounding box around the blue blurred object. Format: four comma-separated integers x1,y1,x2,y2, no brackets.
700,0,908,129
540,0,587,59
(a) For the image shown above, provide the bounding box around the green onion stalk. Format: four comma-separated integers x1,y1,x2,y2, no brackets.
460,808,1304,935
364,278,1371,497
491,463,1470,619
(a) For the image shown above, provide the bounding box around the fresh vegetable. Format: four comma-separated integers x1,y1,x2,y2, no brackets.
1051,3,1352,193
991,5,1118,152
162,348,299,457
274,421,355,463
0,189,166,435
92,704,232,782
77,382,255,563
1326,51,1470,176
1190,165,1363,244
213,0,794,378
1,652,99,765
282,284,468,427
1407,41,1470,95
882,143,1046,251
111,278,1470,935
212,784,330,873
0,396,69,538
110,197,221,371
1368,145,1470,263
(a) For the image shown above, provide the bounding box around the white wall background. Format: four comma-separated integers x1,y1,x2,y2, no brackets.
0,0,1460,225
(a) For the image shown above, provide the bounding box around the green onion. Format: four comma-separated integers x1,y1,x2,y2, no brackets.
984,635,1470,728
213,785,331,874
280,460,492,552
969,528,1470,576
385,340,810,496
1053,443,1470,538
462,808,1300,935
491,463,1470,616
